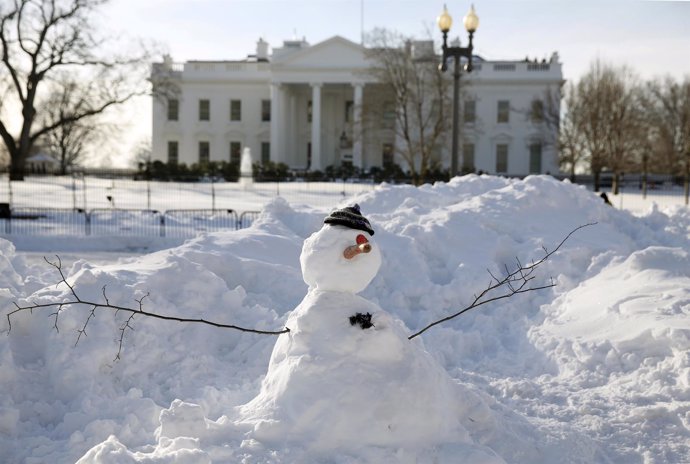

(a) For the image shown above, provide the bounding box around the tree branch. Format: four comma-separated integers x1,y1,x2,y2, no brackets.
408,223,595,340
7,256,290,360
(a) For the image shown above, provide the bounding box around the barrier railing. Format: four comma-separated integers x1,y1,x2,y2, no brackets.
239,211,261,229
89,209,164,237
3,207,88,236
0,207,257,237
163,209,239,237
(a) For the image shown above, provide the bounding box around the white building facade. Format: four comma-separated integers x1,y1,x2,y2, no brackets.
151,36,562,176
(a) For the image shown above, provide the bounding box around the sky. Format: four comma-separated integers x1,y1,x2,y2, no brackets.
97,0,690,166
102,0,690,80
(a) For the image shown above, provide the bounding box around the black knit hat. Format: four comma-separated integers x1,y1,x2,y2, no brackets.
324,204,374,236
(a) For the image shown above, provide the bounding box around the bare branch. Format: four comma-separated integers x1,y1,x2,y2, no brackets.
7,256,290,359
408,223,595,340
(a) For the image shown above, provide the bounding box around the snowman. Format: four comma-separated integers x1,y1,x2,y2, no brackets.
234,204,499,457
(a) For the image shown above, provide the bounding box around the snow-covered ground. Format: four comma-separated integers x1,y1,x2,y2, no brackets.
1,175,689,463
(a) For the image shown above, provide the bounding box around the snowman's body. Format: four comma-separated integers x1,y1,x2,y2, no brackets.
238,211,475,452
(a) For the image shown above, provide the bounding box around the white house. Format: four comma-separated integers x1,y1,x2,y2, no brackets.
151,36,562,176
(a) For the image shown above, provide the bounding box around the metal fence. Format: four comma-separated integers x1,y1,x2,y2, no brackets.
3,207,87,236
0,208,260,237
0,172,687,237
0,173,376,212
163,209,239,237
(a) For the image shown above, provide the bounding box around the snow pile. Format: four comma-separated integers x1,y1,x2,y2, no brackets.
1,175,689,463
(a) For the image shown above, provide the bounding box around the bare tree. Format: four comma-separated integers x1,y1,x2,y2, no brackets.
0,0,152,180
643,77,690,202
558,82,587,181
364,29,453,185
38,76,116,174
528,84,561,150
566,60,643,192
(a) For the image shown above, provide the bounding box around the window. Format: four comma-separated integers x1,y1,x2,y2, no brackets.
230,100,242,121
529,143,542,173
199,141,210,164
531,99,544,123
261,100,271,121
167,141,179,164
382,143,394,167
382,101,396,129
497,100,510,123
199,99,210,121
261,142,270,163
307,142,312,168
345,100,354,122
230,141,241,164
167,99,179,121
463,100,476,123
496,144,508,173
462,143,475,172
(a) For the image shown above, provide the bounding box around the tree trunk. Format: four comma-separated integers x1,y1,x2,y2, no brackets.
593,169,601,192
612,172,620,195
9,152,26,181
683,153,690,206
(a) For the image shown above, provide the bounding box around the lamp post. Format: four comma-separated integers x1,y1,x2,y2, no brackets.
437,4,479,177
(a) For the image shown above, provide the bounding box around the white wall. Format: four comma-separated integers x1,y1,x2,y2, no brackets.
152,42,563,177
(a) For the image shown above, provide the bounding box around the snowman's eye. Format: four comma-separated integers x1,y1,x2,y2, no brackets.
356,234,368,245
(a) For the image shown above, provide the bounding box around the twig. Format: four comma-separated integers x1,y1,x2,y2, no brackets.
7,256,290,359
408,223,595,340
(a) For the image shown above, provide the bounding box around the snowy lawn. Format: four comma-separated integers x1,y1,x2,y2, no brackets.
0,175,689,463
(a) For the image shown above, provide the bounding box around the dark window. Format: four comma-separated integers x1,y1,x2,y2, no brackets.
462,143,475,172
199,141,210,164
382,101,396,129
496,144,508,172
230,100,242,121
531,100,544,123
261,100,271,121
307,142,312,169
529,143,542,173
261,142,270,163
382,143,394,167
345,100,354,122
167,141,178,164
230,141,241,164
497,100,510,123
463,100,476,123
167,99,179,121
199,99,210,121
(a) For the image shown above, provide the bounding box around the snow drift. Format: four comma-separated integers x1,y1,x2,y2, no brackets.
1,175,688,463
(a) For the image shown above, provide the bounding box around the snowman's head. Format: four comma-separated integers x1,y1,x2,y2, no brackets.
301,205,381,293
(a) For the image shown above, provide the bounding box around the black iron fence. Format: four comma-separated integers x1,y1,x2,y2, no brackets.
0,172,687,238
0,207,259,237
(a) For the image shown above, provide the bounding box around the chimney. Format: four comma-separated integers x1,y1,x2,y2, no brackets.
256,38,269,61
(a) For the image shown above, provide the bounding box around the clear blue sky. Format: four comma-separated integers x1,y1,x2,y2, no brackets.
98,0,690,165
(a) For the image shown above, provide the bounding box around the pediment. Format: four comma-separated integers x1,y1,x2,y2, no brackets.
273,36,369,70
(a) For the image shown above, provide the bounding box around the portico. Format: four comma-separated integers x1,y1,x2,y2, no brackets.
268,80,367,171
268,36,375,171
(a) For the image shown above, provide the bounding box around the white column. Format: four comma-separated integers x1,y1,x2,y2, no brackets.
353,83,364,169
287,92,296,166
270,82,283,163
310,83,322,171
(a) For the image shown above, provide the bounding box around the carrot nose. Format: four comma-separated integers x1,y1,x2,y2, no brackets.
343,235,372,259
